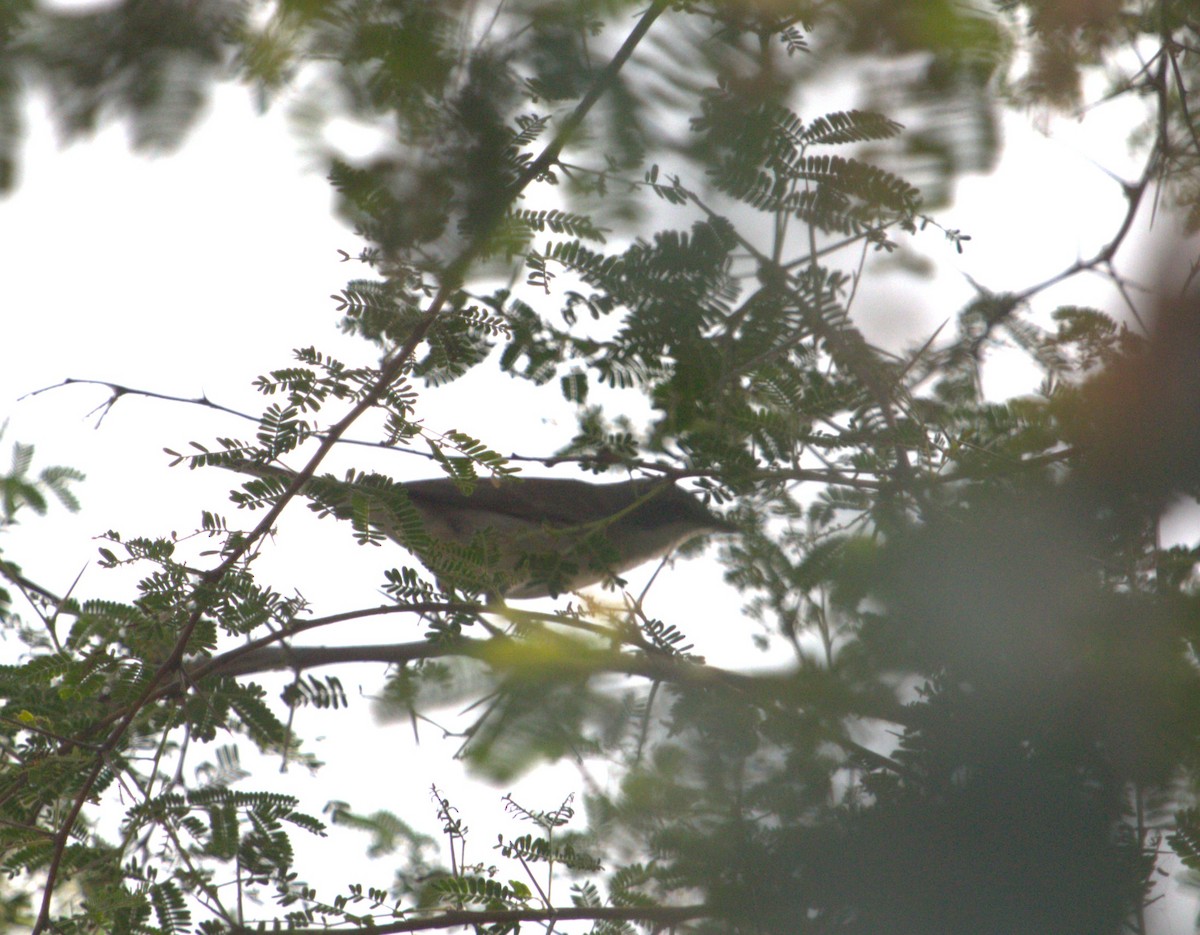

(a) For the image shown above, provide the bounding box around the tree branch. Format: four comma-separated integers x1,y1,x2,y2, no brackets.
195,632,912,730
245,903,711,935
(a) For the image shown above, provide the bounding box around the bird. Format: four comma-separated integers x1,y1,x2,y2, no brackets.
217,460,736,599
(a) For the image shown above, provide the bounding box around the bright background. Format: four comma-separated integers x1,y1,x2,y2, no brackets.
2,38,1199,931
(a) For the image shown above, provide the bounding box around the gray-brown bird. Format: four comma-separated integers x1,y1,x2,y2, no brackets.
218,461,735,599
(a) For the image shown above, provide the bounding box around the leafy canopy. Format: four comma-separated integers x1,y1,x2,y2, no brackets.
3,1,1200,933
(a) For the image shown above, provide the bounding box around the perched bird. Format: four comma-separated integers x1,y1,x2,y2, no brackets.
219,461,735,599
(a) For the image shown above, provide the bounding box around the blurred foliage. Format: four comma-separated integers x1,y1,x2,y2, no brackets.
2,1,1200,933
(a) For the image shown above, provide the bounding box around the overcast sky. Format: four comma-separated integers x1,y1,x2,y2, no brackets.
3,53,1198,930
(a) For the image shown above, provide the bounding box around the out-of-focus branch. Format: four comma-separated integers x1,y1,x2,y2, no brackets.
292,902,711,935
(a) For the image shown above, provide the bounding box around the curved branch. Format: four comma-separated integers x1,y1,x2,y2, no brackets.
25,377,887,493
1011,46,1169,313
196,632,913,731
201,633,746,685
285,903,711,935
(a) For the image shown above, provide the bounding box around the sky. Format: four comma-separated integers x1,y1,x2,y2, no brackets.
2,33,1199,930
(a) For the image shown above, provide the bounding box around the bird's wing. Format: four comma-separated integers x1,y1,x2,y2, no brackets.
402,477,652,527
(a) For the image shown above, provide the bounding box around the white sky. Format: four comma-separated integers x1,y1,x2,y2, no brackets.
1,45,1198,931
